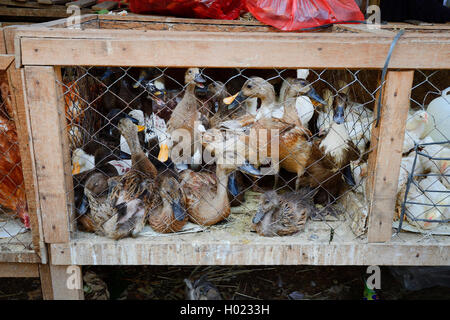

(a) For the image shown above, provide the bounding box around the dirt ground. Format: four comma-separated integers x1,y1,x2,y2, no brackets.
0,266,449,300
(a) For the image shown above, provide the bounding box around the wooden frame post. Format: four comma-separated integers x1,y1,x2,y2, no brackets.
23,66,71,243
367,70,415,243
39,264,84,300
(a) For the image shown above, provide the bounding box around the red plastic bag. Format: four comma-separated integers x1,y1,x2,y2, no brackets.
246,0,364,31
128,0,246,20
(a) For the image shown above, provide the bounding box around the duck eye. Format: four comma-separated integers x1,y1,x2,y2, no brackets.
247,84,252,89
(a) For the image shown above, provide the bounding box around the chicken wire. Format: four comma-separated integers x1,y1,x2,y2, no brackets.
58,66,382,243
396,70,450,240
0,70,33,254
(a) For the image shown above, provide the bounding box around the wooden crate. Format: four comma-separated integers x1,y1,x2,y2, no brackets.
10,15,450,278
0,26,46,267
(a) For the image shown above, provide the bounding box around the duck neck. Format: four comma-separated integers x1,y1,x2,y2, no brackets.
123,128,143,156
123,128,157,177
215,166,230,201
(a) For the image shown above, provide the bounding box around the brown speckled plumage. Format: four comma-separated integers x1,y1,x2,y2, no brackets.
253,189,316,237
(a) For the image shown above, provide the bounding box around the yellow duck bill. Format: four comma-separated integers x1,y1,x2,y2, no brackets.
158,144,169,162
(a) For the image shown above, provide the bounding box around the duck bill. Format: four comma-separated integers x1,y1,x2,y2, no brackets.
227,171,239,197
307,87,327,106
172,199,186,221
194,74,206,88
224,91,247,110
100,67,113,81
333,105,345,124
252,210,265,224
133,76,146,89
238,161,263,177
158,144,169,162
125,114,140,125
72,161,81,175
137,125,145,132
342,165,356,187
77,194,90,216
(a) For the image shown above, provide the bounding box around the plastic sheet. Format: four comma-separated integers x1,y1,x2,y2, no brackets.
128,0,246,20
245,0,365,31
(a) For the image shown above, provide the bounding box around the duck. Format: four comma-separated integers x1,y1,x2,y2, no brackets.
185,275,222,300
298,94,360,204
418,175,449,220
223,77,316,190
252,188,318,237
144,74,183,122
404,182,442,230
279,77,326,129
158,68,206,168
147,172,188,233
318,94,360,184
179,138,260,226
85,118,159,239
418,136,450,188
403,110,429,154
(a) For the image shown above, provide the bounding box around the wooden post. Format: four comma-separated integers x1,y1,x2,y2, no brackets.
23,66,71,243
367,70,414,243
39,264,84,300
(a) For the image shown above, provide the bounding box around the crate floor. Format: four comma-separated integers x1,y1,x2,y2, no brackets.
50,218,450,266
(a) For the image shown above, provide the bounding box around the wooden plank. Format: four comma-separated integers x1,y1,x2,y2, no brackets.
39,264,84,300
0,262,39,277
23,66,70,243
38,263,53,299
99,19,281,33
49,229,450,266
91,1,116,11
17,30,450,69
0,0,58,8
0,252,41,263
98,13,267,26
0,54,13,70
4,27,47,263
65,0,96,8
0,6,92,18
38,0,71,5
367,71,414,243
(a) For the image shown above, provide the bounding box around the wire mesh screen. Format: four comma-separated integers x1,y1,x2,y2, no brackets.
0,71,33,254
396,70,450,237
58,66,381,242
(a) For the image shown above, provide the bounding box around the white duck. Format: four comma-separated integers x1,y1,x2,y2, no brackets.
418,136,450,188
72,148,95,175
403,110,429,154
404,182,442,230
419,175,450,220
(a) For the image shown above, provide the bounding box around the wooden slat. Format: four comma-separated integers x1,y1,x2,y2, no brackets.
0,252,41,263
65,0,96,8
367,70,414,243
0,6,92,18
4,27,47,263
24,66,70,243
0,54,13,70
38,0,71,5
0,262,39,277
91,1,116,11
50,235,450,266
17,30,450,69
39,264,84,300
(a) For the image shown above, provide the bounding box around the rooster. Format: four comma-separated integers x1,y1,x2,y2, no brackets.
0,113,30,229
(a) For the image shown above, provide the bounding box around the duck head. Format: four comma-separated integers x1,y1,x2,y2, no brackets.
252,190,279,224
286,78,326,106
223,77,275,109
185,68,206,89
79,172,109,215
333,93,348,125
